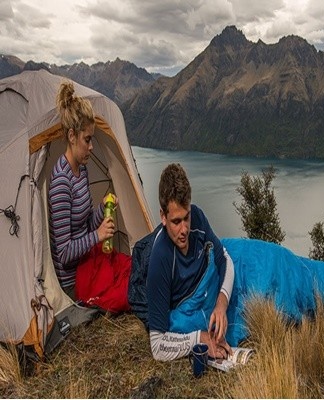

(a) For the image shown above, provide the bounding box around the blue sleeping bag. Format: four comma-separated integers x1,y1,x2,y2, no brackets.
169,238,324,347
222,238,324,345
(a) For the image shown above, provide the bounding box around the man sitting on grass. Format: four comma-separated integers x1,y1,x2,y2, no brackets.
146,162,324,362
147,163,234,361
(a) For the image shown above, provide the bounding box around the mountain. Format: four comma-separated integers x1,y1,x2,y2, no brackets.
0,55,156,106
122,26,324,159
0,55,25,78
2,26,324,159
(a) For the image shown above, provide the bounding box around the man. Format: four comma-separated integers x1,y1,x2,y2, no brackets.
147,163,234,361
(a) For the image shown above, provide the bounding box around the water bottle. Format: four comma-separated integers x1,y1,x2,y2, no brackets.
102,193,115,253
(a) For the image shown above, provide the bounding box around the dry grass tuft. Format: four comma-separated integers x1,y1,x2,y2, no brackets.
230,296,299,398
1,297,324,398
0,344,21,389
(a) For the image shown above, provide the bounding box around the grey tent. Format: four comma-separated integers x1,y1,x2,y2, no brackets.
0,69,154,361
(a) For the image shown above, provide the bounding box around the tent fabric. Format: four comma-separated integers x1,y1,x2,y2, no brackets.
0,70,154,359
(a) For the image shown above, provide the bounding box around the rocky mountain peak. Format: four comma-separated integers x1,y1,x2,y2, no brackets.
211,25,250,49
275,34,319,67
122,26,324,159
0,54,156,106
0,54,25,78
2,25,324,159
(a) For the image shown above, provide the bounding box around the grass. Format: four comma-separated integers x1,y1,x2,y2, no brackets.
1,296,324,398
0,344,21,389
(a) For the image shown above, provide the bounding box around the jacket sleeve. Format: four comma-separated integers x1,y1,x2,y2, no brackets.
149,330,200,361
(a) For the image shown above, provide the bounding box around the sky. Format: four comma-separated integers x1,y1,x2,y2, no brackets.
1,0,324,76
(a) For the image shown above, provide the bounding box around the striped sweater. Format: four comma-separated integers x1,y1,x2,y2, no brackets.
48,154,104,288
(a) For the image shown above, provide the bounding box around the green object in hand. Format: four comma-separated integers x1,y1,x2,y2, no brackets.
102,193,115,253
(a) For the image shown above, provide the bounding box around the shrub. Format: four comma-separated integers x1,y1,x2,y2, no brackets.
233,165,285,244
309,221,324,260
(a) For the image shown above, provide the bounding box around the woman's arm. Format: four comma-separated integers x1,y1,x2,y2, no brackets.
49,174,98,265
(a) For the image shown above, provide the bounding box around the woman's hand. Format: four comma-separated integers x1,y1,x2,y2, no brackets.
208,292,228,343
97,216,115,242
99,193,118,242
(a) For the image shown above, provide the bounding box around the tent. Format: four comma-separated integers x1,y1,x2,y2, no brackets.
0,69,154,363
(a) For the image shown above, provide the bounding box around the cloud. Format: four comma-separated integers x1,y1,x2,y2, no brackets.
0,0,323,75
0,0,14,20
83,0,236,73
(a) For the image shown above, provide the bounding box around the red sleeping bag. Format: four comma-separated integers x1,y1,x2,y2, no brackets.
75,243,132,313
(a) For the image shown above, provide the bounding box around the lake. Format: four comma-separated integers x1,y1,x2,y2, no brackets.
132,146,324,257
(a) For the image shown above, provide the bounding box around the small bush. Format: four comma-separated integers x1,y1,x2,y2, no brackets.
233,166,285,244
309,221,324,260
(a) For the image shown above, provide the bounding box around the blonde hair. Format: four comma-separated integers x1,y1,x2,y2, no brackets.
56,80,95,138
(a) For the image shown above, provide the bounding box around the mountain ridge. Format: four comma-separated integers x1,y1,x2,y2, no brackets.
122,25,324,159
0,54,158,106
1,25,324,159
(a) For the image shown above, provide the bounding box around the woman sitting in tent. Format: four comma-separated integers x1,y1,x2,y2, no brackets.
48,80,131,314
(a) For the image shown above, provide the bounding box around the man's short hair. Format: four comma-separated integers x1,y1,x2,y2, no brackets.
159,163,191,215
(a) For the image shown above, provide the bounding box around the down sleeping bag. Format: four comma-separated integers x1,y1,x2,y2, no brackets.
167,238,324,346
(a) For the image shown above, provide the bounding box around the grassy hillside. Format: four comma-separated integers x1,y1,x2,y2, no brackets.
1,295,324,398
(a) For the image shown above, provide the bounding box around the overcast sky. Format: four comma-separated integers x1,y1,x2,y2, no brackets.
1,0,323,76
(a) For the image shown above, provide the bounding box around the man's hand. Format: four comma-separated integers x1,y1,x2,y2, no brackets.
200,331,232,359
208,292,228,343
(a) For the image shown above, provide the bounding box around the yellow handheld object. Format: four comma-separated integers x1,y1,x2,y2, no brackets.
102,193,116,253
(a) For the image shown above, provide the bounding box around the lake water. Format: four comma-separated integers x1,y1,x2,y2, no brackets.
132,146,324,257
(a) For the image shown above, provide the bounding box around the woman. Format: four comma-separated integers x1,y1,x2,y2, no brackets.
48,81,131,312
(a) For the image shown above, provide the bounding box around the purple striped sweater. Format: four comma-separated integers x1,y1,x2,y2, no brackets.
48,154,104,288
